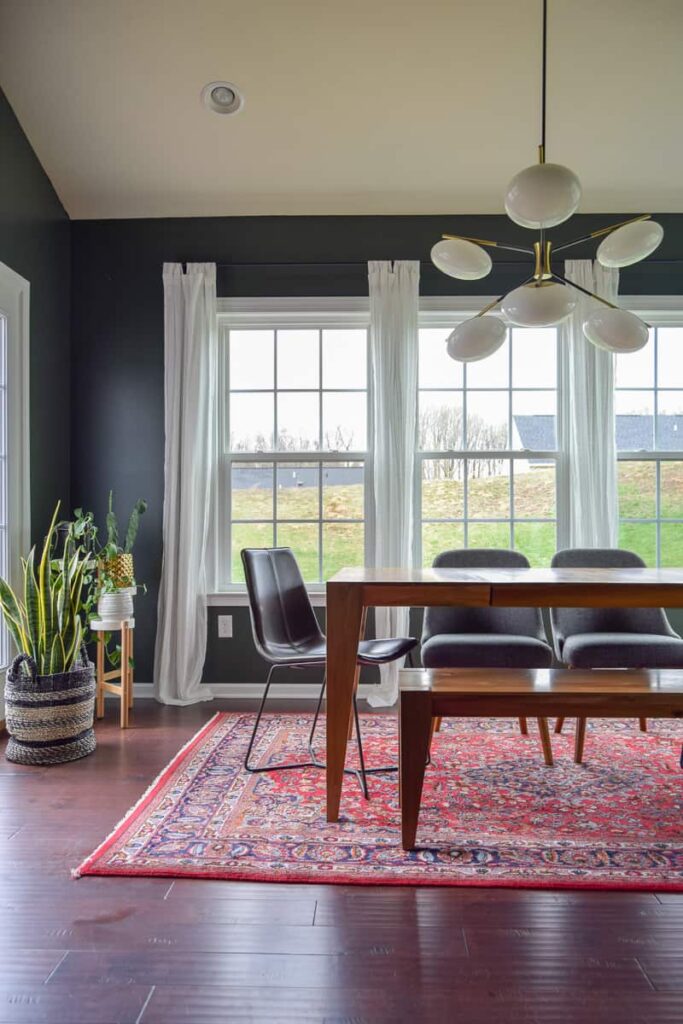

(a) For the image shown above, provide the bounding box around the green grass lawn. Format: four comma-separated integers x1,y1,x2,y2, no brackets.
230,462,683,580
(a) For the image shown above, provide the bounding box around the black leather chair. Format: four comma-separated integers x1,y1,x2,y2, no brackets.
241,547,417,797
421,548,555,765
550,547,683,762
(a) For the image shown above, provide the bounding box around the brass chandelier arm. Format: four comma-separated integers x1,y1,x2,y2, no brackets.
441,234,534,256
551,214,652,255
474,275,536,318
552,272,651,328
550,272,620,310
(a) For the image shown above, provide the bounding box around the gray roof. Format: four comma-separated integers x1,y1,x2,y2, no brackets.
233,465,363,490
514,414,683,452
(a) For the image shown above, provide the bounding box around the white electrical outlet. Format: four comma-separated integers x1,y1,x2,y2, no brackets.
217,615,233,638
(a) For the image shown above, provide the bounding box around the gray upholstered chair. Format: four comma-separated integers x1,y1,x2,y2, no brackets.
550,547,683,762
421,548,555,765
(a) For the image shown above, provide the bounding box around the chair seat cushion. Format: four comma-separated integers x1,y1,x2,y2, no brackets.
358,637,417,665
562,632,683,669
421,634,553,669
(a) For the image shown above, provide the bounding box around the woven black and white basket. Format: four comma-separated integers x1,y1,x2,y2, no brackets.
5,653,96,765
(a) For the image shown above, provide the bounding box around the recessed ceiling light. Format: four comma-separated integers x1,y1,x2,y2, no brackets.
201,81,244,115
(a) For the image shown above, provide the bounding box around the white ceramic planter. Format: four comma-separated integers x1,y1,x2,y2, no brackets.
97,587,135,622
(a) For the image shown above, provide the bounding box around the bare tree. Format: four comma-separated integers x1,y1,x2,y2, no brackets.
419,404,507,480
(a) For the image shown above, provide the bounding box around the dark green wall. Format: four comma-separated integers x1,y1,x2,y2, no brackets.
70,214,683,682
0,88,71,540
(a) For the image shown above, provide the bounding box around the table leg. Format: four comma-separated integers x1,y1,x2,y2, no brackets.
326,585,365,822
96,633,105,719
400,689,433,850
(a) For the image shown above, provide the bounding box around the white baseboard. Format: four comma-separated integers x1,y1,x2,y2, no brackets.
127,682,377,700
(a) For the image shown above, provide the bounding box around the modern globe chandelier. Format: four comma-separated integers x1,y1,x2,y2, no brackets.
431,0,663,362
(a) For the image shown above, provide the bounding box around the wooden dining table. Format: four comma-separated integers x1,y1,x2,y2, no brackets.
325,566,683,821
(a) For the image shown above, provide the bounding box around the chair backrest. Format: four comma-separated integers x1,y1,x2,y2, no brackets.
422,548,547,642
550,547,675,646
241,548,324,662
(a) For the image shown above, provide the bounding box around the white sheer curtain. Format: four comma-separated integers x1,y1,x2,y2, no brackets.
154,263,217,705
558,259,620,548
367,260,420,707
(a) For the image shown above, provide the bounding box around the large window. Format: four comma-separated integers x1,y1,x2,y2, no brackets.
616,320,683,566
218,299,683,590
219,310,370,586
417,321,558,567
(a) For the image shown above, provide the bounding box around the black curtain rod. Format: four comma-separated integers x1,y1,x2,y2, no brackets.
213,259,683,269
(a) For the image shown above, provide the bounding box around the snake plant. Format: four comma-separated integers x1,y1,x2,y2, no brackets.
0,503,89,675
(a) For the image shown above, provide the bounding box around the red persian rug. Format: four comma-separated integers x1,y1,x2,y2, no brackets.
74,712,683,890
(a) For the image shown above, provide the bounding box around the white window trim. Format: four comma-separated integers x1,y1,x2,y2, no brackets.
211,297,372,597
0,262,30,671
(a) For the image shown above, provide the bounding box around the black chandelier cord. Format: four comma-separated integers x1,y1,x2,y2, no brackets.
541,0,548,158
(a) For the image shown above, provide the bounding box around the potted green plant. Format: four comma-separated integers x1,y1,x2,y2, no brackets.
96,493,147,622
67,493,147,624
0,504,96,765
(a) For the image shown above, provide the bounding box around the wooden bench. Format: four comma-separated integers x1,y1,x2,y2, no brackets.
399,667,683,851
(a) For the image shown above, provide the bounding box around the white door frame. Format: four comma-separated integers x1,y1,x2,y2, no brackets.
0,261,30,680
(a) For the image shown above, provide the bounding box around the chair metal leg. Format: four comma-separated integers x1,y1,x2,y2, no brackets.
308,677,398,799
245,665,320,774
353,696,370,799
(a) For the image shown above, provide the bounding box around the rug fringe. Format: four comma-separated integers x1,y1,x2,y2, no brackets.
72,712,223,878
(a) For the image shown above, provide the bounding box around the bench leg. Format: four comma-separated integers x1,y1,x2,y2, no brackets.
400,692,433,851
554,716,565,734
518,717,528,736
537,717,554,767
574,717,587,764
639,717,647,732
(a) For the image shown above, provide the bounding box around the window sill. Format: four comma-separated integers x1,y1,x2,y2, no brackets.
207,590,326,607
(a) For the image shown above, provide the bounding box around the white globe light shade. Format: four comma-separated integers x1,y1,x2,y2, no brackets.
504,163,582,229
501,283,576,327
597,220,664,268
582,308,649,353
430,238,492,280
446,316,507,362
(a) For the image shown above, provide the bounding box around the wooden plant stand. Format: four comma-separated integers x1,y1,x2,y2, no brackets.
92,618,135,729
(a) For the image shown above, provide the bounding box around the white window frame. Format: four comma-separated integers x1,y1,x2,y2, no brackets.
208,292,683,599
212,297,373,596
614,295,683,566
416,298,560,567
0,262,30,671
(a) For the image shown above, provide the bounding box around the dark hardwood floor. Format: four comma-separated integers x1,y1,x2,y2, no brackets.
1,700,681,1023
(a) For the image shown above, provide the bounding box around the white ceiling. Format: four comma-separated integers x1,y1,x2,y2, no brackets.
1,0,682,220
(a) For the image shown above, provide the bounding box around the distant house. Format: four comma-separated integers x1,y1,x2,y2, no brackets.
514,414,683,463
